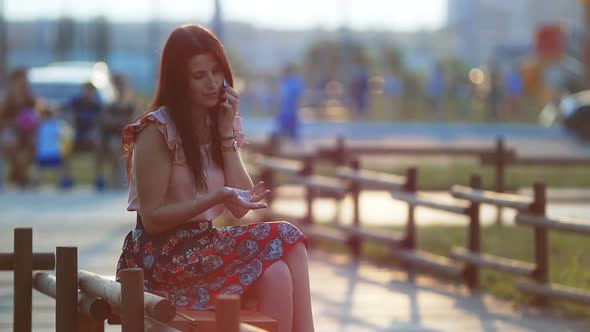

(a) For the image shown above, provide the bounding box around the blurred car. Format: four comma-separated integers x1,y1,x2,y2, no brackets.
539,90,590,140
28,61,116,109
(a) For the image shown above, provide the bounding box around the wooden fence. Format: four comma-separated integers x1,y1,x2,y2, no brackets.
249,134,590,195
1,228,277,332
251,151,590,307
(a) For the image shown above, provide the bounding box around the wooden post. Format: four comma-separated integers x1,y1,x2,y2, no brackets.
349,158,362,257
530,182,549,306
302,155,314,225
14,228,33,332
494,137,506,225
465,175,482,289
404,168,417,250
262,133,280,209
268,132,280,157
120,268,145,332
216,295,241,332
56,246,78,332
79,314,105,332
532,183,549,284
335,136,347,165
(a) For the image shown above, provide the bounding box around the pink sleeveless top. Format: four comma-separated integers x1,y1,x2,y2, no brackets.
122,106,246,222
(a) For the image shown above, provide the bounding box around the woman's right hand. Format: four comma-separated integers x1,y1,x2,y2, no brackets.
220,182,270,218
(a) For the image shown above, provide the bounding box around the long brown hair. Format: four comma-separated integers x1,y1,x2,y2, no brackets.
125,24,234,192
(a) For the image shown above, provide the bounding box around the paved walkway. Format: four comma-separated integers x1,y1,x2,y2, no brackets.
1,190,589,331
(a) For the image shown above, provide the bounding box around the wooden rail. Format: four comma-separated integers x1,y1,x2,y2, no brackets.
390,191,469,215
390,249,465,279
335,167,405,191
32,272,112,320
78,269,176,323
450,185,532,211
515,214,590,235
516,281,590,306
449,248,535,277
0,252,55,270
252,147,590,310
253,155,302,174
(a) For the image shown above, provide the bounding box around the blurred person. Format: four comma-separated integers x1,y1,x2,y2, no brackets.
401,72,421,119
276,63,305,142
67,82,102,152
32,106,74,189
426,63,446,119
487,63,504,121
0,87,4,190
95,73,136,190
349,56,370,117
544,62,566,110
505,65,523,118
0,68,40,188
383,70,404,117
115,24,313,332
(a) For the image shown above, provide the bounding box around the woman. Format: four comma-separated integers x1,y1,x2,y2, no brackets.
116,24,314,332
0,68,39,188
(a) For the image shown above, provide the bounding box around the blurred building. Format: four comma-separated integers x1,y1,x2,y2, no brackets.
448,0,585,67
4,16,456,94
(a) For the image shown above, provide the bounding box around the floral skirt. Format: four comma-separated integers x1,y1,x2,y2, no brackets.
116,214,309,309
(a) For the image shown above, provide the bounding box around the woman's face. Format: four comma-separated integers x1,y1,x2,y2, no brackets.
187,53,225,110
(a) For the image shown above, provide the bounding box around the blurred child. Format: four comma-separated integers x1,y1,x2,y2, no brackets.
33,106,74,189
276,64,305,142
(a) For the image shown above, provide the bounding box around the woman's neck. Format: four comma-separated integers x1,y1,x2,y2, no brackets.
192,108,213,142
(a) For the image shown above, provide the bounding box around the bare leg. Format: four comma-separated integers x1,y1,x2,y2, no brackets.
254,260,293,332
283,242,314,332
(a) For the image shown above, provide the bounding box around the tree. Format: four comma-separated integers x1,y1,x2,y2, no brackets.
303,40,371,84
54,16,76,61
0,0,6,88
382,46,404,74
93,16,110,62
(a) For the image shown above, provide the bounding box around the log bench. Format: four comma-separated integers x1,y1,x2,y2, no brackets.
96,269,279,332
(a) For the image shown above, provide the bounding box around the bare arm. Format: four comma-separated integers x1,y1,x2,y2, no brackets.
219,87,253,191
134,123,224,234
221,142,253,190
218,84,269,219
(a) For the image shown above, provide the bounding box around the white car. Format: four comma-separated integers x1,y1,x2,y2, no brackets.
539,90,590,140
28,61,116,108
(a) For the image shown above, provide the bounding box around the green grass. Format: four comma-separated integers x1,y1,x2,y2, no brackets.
33,152,123,187
313,224,590,318
365,95,544,123
50,153,590,190
316,159,590,190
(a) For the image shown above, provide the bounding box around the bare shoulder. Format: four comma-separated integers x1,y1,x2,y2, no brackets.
134,122,169,157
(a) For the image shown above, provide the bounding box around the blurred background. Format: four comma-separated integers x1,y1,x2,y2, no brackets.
2,2,590,330
1,0,590,191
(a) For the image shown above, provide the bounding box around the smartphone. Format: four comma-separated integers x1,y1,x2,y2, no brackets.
219,79,228,105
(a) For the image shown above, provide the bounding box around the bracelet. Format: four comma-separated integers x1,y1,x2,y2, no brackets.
221,140,238,152
221,133,236,141
220,130,236,141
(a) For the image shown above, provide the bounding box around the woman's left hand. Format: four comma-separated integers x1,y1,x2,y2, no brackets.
218,83,239,135
221,182,271,218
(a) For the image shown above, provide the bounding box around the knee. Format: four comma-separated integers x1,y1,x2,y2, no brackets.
259,260,293,295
